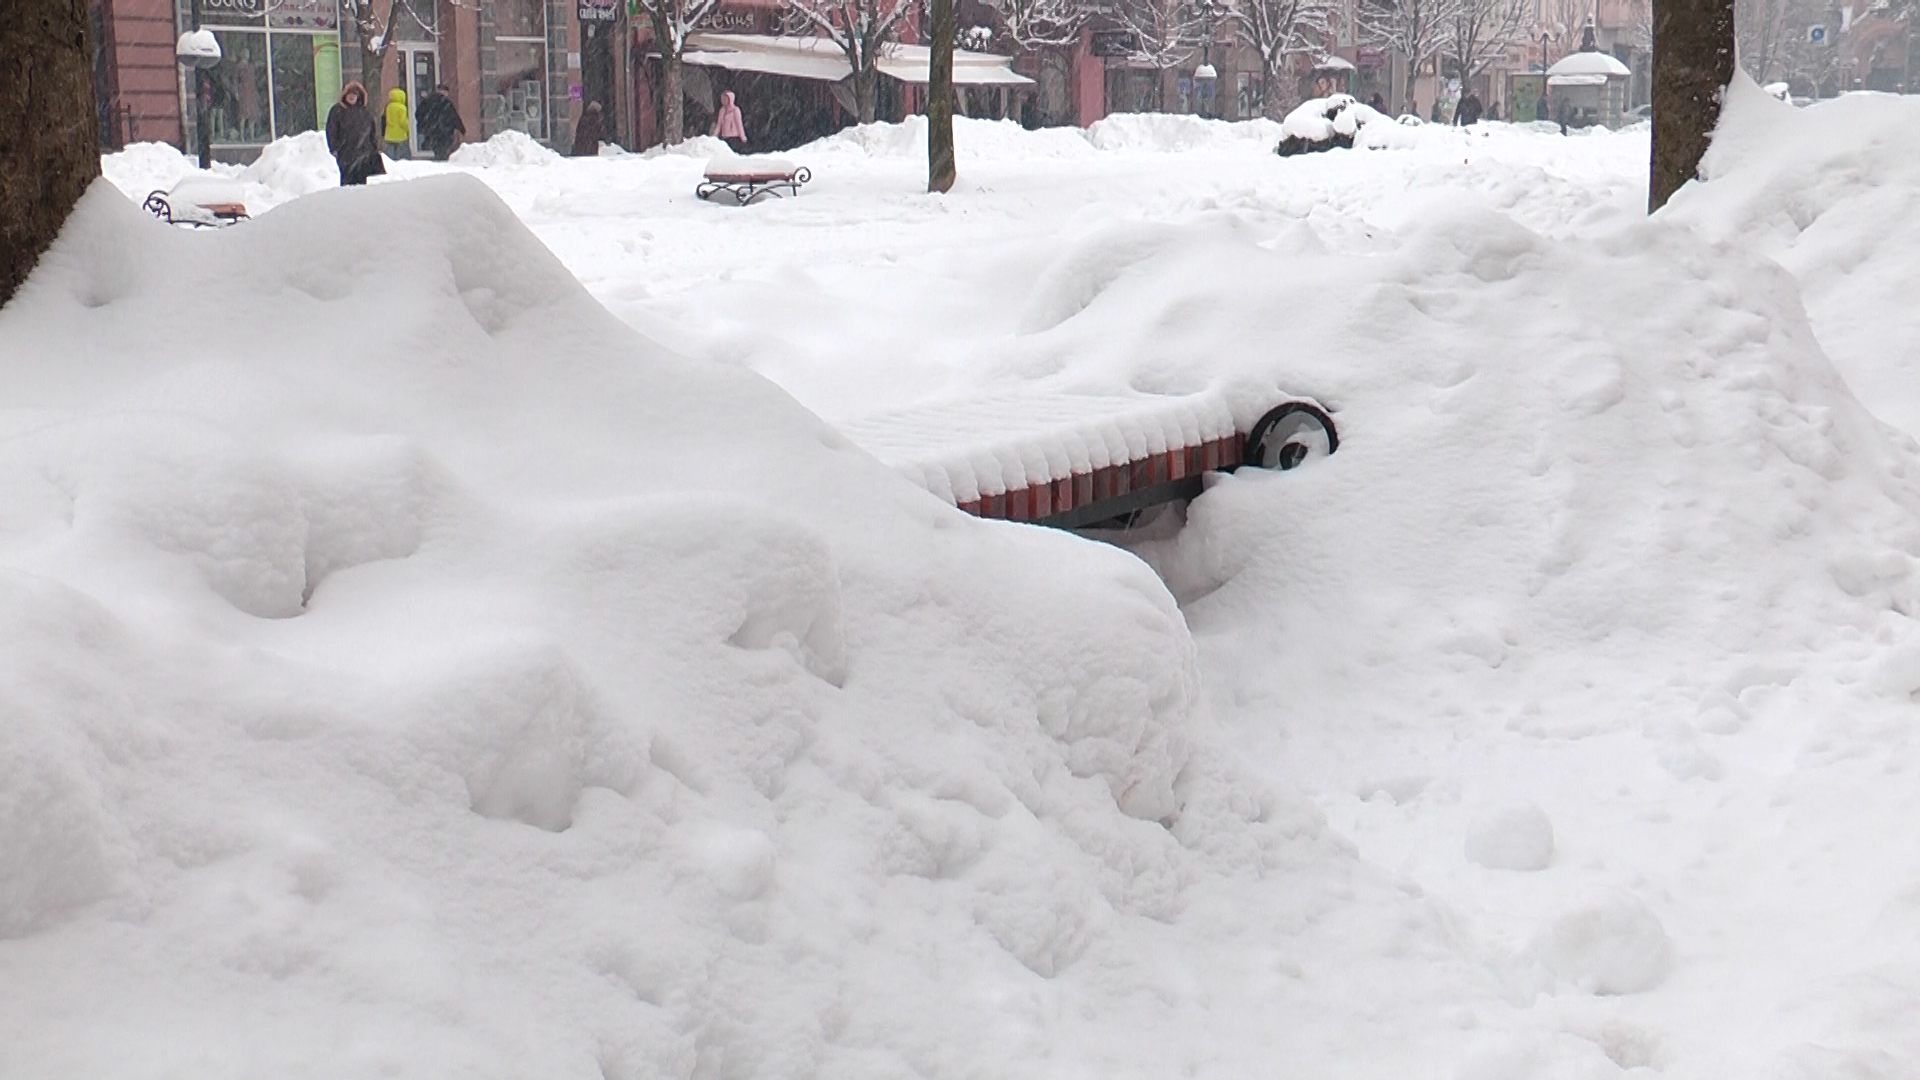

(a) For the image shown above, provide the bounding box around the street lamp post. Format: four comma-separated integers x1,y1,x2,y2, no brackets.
175,4,222,168
1193,0,1223,117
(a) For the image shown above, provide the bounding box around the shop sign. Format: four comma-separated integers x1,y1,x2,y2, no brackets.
1090,30,1138,57
1356,47,1385,65
579,0,620,21
199,0,265,24
695,8,760,31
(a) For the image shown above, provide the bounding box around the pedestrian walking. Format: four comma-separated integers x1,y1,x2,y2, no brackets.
1367,92,1387,114
712,90,747,153
324,82,384,186
1456,92,1483,125
417,84,466,161
571,100,605,157
383,88,411,160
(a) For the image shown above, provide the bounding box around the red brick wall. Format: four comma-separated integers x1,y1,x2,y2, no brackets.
100,0,183,147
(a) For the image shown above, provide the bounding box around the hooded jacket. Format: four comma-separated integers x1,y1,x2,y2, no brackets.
384,88,410,143
325,82,384,184
712,91,745,141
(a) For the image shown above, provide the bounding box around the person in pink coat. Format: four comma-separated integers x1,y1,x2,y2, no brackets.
712,91,746,153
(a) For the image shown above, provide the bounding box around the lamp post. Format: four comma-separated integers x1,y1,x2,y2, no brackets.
1193,0,1223,117
175,9,222,168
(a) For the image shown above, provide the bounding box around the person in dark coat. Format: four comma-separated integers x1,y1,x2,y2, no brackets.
1456,92,1483,125
571,101,605,158
1367,92,1387,114
417,84,466,161
325,82,384,186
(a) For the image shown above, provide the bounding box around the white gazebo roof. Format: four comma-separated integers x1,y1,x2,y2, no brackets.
1546,49,1631,78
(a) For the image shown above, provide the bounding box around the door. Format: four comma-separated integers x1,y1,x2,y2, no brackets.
580,19,615,130
402,46,438,154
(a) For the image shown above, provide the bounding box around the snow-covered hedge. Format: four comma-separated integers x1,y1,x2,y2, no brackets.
1274,94,1392,156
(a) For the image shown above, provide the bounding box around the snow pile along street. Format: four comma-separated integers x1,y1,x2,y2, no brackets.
0,176,1315,1079
29,85,1920,1078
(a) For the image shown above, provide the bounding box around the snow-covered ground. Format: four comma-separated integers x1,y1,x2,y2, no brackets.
11,78,1920,1079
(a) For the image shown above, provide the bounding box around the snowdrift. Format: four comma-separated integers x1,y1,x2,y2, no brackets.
955,115,1920,1073
0,176,1342,1079
1667,77,1920,434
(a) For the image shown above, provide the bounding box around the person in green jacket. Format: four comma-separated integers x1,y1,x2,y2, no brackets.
383,88,410,160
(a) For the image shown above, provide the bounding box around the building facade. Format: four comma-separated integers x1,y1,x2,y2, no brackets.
90,0,625,161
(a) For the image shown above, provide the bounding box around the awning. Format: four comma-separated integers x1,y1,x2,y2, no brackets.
682,33,1031,88
877,60,1035,86
1547,73,1609,87
683,47,851,82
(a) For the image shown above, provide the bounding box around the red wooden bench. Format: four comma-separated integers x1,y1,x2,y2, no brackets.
697,158,812,205
839,391,1338,530
143,177,250,228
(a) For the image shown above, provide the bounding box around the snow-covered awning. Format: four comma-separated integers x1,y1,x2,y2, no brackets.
682,33,1032,87
683,47,852,81
1545,49,1630,78
878,58,1035,86
684,34,853,81
1313,55,1357,71
1547,73,1610,87
679,33,1036,88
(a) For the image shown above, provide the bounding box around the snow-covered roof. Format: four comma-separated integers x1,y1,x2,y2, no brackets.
1547,72,1610,87
682,33,1033,87
1546,49,1630,77
1314,55,1357,70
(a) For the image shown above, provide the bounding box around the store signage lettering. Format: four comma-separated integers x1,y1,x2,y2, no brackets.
1089,30,1138,57
578,0,620,20
697,9,758,31
202,0,263,11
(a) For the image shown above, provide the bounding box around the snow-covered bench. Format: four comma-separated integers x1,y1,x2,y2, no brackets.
696,157,811,205
838,389,1338,529
143,177,250,227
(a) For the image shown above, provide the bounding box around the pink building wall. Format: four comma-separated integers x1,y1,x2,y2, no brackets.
1074,30,1104,127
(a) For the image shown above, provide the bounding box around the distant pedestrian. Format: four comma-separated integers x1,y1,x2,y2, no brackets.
712,90,747,153
1456,92,1483,125
383,88,411,160
1368,92,1387,114
417,84,466,161
324,82,384,186
571,100,605,157
1486,99,1500,121
1535,93,1553,123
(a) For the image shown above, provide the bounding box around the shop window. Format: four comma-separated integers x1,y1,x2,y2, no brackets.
200,0,266,27
268,0,338,31
208,30,271,143
494,40,548,138
202,2,342,148
271,32,321,136
495,0,545,39
391,0,437,43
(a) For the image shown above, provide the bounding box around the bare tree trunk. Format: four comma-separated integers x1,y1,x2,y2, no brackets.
927,0,956,192
662,55,685,143
1,0,99,307
1649,0,1736,210
360,0,402,105
854,68,878,124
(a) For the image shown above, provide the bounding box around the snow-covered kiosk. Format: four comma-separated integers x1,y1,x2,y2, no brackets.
1545,26,1631,128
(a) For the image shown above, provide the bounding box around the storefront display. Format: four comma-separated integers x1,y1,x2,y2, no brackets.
491,0,548,139
199,0,341,154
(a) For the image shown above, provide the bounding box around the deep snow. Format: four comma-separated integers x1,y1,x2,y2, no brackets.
17,80,1920,1078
